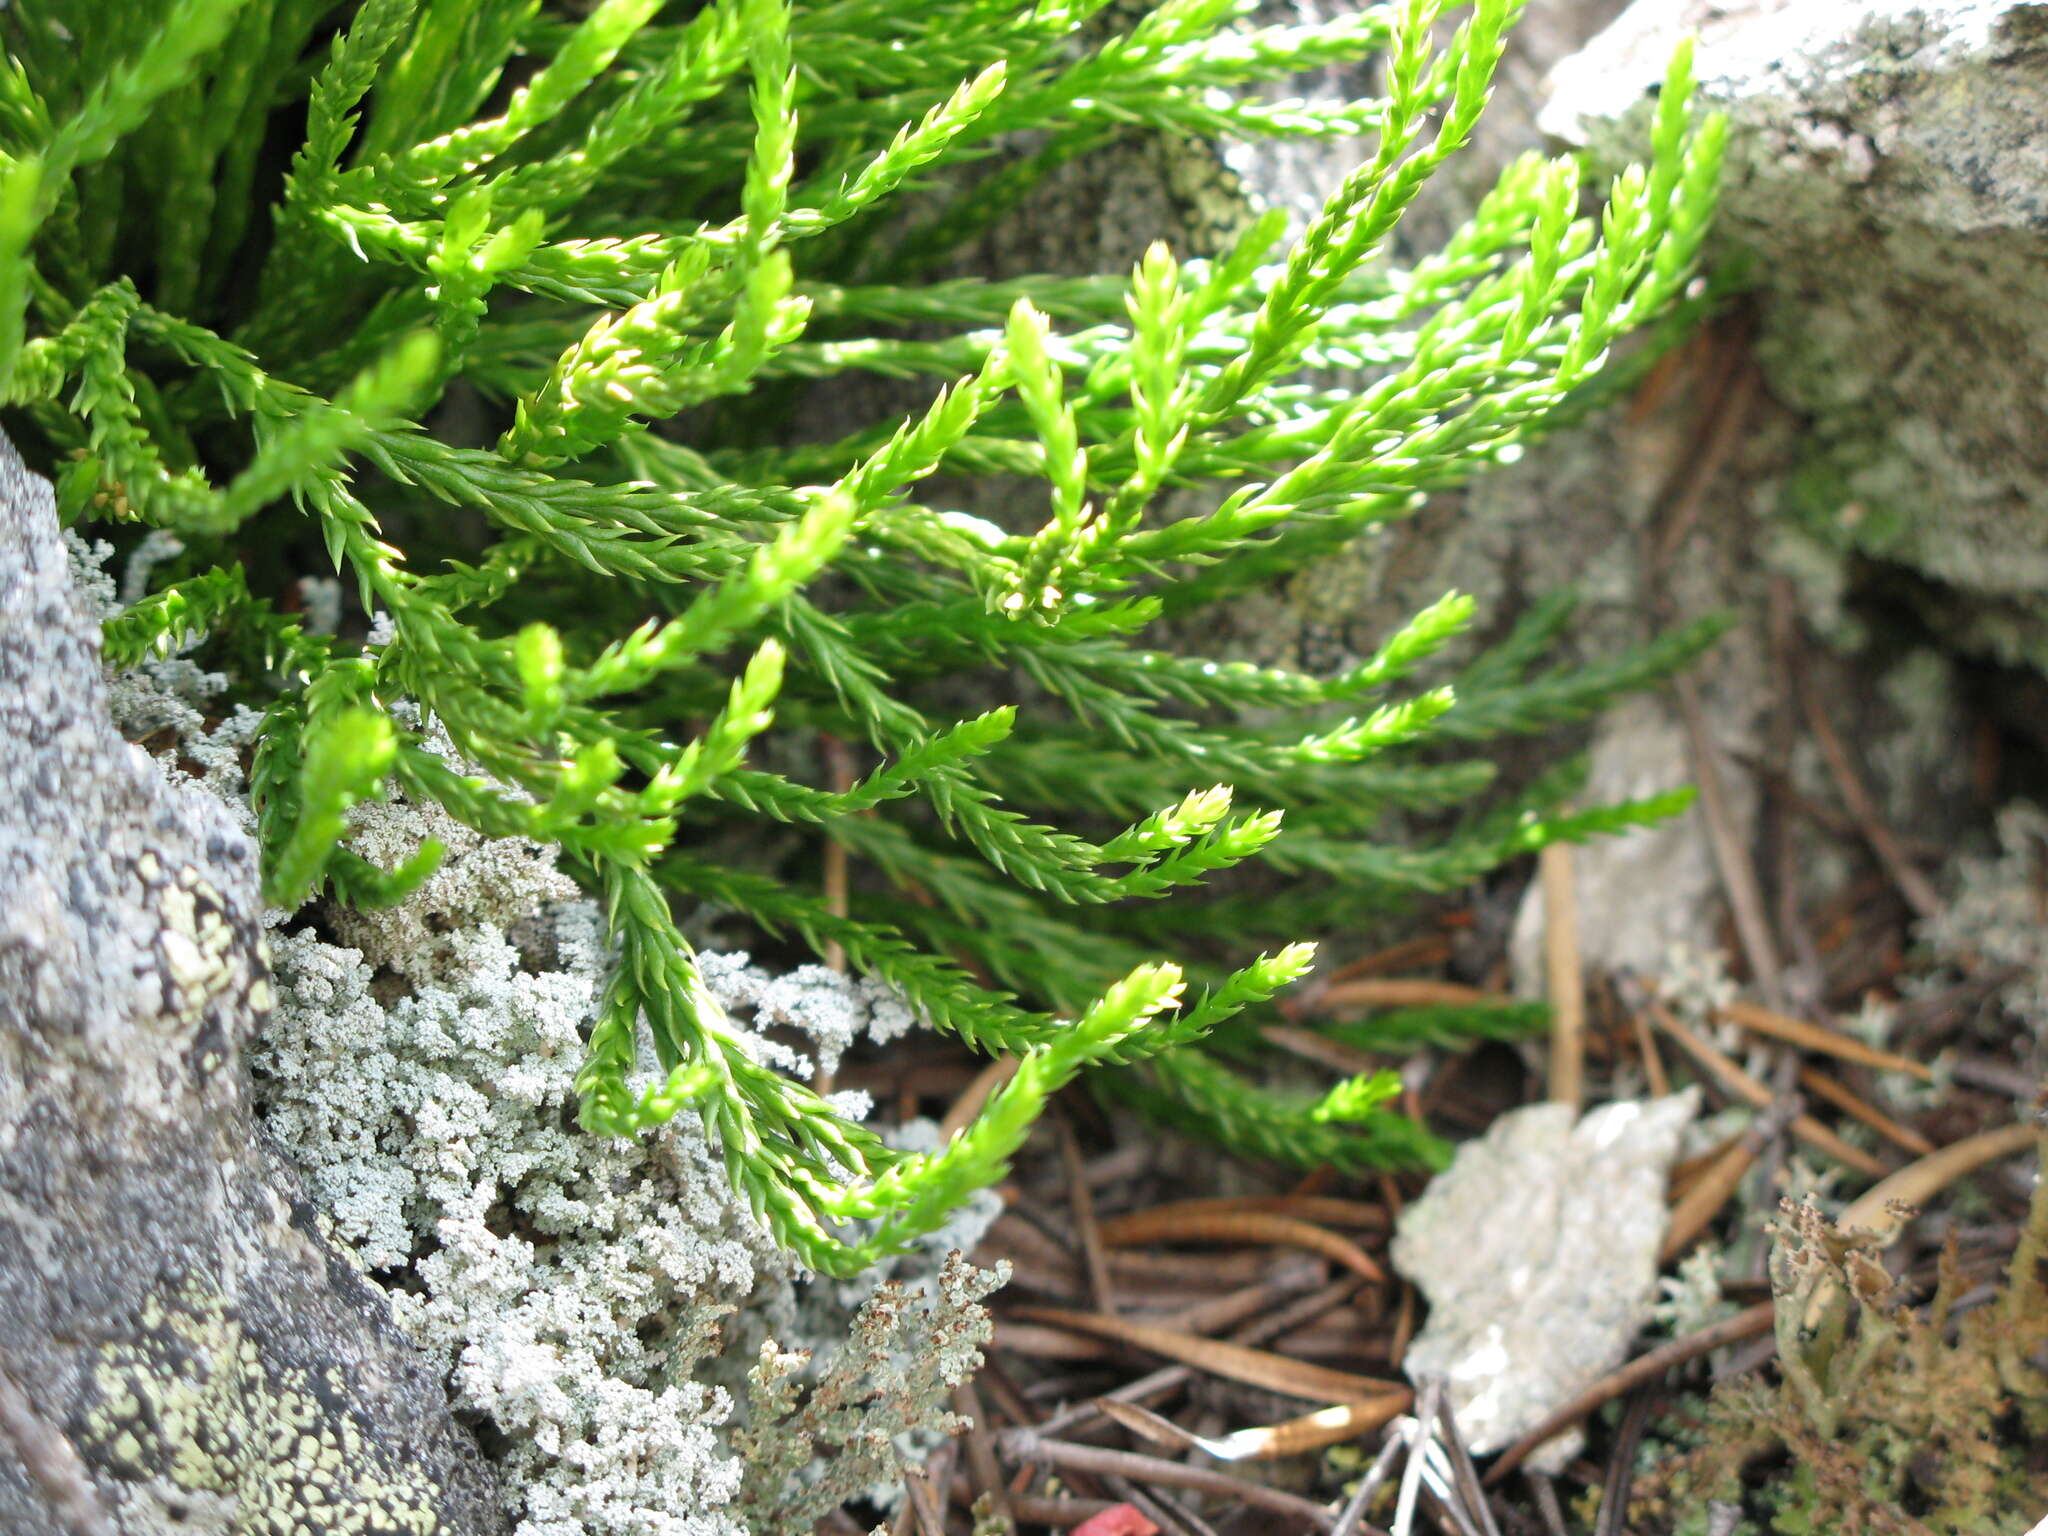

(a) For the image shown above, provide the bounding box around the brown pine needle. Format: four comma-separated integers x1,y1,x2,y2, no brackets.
1542,841,1585,1110
1795,1065,1936,1158
1104,1194,1388,1231
1717,1000,1933,1081
940,1054,1018,1143
1093,1207,1386,1284
1008,1306,1403,1404
1645,999,1888,1177
1377,1171,1417,1373
1032,1278,1364,1442
1110,1266,1328,1340
953,1381,1012,1528
1631,1005,1672,1098
819,734,855,976
1328,935,1460,983
1792,652,1944,921
1310,977,1507,1014
1837,1121,2041,1240
1674,674,1787,1009
1010,1495,1123,1528
1667,1130,1744,1203
1060,1119,1118,1315
993,1323,1121,1361
1661,1096,1800,1262
1263,1024,1387,1077
1661,1135,1760,1263
896,1444,954,1536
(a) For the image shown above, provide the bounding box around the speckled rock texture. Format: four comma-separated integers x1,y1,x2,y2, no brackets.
1389,1089,1698,1470
1544,0,2048,671
0,431,501,1536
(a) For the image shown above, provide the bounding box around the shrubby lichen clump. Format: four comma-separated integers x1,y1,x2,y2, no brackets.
93,617,995,1535
251,831,993,1536
1634,1183,2048,1536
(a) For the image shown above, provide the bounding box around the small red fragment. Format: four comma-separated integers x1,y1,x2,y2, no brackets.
1072,1503,1160,1536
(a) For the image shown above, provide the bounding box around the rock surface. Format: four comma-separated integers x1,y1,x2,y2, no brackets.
1545,0,2048,671
0,432,500,1536
1389,1090,1698,1469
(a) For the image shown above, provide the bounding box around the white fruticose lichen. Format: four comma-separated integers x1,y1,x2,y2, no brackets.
63,527,119,616
1651,1244,1733,1340
110,653,1000,1536
1657,941,1739,1029
1921,800,2048,1036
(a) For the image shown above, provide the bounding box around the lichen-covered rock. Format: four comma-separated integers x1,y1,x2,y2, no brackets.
95,617,995,1535
1389,1090,1699,1469
1544,0,2048,670
0,430,502,1535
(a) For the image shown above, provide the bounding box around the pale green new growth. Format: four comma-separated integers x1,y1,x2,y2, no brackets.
1,0,1724,1276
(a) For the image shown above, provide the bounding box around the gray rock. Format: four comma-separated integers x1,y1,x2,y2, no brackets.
1390,1090,1698,1469
1543,0,2048,670
0,431,501,1536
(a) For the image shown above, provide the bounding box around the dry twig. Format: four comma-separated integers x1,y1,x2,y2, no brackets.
1542,841,1585,1111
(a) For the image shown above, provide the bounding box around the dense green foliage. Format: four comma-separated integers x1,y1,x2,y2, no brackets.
0,0,1723,1274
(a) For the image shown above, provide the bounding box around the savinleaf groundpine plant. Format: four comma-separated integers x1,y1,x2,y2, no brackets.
0,0,1723,1275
